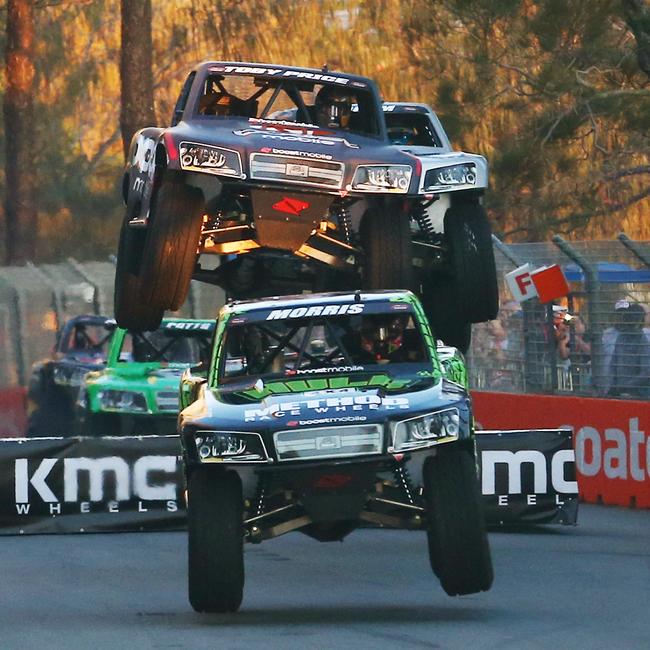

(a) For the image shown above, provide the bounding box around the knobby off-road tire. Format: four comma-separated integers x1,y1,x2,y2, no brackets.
422,281,472,354
139,178,204,311
360,206,413,291
424,445,493,596
188,468,244,613
444,202,499,324
114,217,165,331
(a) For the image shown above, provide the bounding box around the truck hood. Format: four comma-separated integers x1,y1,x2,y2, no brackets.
86,364,185,391
168,118,418,191
181,376,469,434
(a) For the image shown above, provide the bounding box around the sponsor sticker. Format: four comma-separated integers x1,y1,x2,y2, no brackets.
260,147,334,161
295,415,368,426
244,394,409,421
287,366,365,376
266,304,364,320
233,124,359,149
164,321,213,331
213,65,352,85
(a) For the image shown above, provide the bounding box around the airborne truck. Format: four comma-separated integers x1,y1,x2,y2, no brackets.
116,62,498,351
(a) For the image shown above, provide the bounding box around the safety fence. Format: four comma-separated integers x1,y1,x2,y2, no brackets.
0,256,225,388
468,234,650,400
0,238,647,400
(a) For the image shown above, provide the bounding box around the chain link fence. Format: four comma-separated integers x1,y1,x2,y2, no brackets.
468,234,650,399
1,238,648,398
0,256,225,387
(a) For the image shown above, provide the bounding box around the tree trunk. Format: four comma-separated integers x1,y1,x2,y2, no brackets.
623,0,650,80
120,0,156,160
3,0,36,265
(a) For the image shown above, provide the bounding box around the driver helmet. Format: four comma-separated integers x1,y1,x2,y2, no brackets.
72,326,90,350
314,86,353,129
361,316,406,360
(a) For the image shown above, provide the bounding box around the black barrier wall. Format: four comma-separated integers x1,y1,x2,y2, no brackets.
0,432,578,535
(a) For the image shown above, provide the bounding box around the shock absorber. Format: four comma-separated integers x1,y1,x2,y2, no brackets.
254,475,267,516
412,198,437,244
393,464,416,506
333,199,353,245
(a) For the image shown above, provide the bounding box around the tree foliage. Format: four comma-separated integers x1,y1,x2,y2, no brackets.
2,0,650,263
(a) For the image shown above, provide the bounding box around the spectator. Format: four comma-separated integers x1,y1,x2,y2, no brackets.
641,303,650,343
552,305,571,364
567,313,592,389
602,301,650,399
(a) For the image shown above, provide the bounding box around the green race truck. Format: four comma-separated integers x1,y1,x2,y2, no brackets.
76,318,215,436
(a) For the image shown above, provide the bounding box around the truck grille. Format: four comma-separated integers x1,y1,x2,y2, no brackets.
249,153,344,189
274,424,383,462
155,391,179,411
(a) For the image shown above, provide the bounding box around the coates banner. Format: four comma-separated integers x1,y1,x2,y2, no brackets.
0,432,577,535
473,391,650,508
477,430,578,525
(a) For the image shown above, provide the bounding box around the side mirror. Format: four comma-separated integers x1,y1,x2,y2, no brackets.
180,368,208,411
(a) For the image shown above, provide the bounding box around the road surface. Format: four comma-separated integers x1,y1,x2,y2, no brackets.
0,504,647,649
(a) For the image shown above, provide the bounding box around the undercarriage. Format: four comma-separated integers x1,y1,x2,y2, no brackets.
240,459,427,544
192,185,448,298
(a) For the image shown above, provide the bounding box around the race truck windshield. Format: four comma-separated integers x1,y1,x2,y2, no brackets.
119,327,212,366
218,304,430,383
196,71,380,136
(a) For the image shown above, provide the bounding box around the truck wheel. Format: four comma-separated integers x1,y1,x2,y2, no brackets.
444,202,498,323
360,206,412,290
422,281,472,354
140,177,204,311
424,445,493,596
114,217,165,331
188,468,244,613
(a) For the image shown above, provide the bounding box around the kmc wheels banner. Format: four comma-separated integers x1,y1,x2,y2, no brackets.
0,431,577,534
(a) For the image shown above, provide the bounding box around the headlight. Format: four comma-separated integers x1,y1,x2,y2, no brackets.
390,408,460,452
53,366,75,386
195,431,269,463
179,142,243,178
351,165,412,193
98,390,148,413
423,163,477,192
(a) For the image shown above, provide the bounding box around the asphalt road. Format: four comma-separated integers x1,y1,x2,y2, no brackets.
1,503,647,650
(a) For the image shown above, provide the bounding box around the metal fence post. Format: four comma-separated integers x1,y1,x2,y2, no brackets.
617,233,650,269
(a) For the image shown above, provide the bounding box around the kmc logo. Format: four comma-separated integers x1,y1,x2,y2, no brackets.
15,455,178,509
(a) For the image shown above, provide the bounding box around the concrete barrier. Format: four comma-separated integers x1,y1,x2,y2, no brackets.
473,390,650,508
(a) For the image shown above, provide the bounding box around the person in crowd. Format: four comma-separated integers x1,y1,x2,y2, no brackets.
641,303,650,343
552,305,571,366
567,312,591,388
602,300,650,398
550,304,591,390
